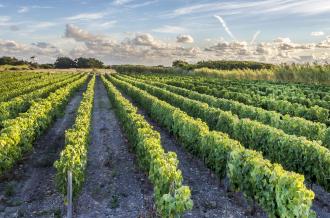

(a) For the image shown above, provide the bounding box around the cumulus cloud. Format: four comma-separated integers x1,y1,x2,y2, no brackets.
311,31,325,36
131,33,157,46
0,39,62,62
65,24,101,42
316,36,330,48
3,24,330,65
176,35,194,43
63,24,201,65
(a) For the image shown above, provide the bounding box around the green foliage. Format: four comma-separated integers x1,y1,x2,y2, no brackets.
128,76,328,144
102,76,193,217
228,149,316,218
0,74,88,176
108,75,315,218
54,57,77,69
112,64,188,74
165,80,330,124
75,57,104,68
0,73,82,126
0,56,28,66
195,60,274,70
116,75,330,192
54,75,95,198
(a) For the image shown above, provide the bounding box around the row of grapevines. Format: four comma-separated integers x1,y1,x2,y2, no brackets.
54,75,95,198
130,73,330,122
107,74,315,218
122,74,329,145
0,73,74,102
164,80,330,124
0,73,83,126
0,72,44,90
102,76,193,217
181,79,330,111
199,76,330,97
128,73,330,106
0,74,88,176
116,75,330,192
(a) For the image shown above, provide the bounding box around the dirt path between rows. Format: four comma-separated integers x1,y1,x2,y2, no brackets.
120,90,266,218
75,76,154,218
0,83,87,217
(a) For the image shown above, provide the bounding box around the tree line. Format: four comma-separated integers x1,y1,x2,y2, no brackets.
172,60,275,70
0,56,107,69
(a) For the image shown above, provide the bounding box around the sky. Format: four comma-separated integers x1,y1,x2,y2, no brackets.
0,0,330,65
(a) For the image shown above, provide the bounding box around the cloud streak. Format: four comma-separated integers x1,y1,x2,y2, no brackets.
66,12,106,21
250,30,261,44
311,31,324,36
214,15,236,40
168,0,330,17
152,25,186,34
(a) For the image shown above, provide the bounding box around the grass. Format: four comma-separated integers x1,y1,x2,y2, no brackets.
0,64,31,71
193,64,330,84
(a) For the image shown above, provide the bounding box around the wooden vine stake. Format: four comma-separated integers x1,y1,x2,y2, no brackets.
67,170,73,218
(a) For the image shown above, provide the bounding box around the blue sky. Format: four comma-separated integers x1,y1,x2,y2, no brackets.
0,0,330,65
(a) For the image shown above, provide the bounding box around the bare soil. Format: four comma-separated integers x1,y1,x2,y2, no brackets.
75,76,154,218
0,84,86,217
311,184,330,218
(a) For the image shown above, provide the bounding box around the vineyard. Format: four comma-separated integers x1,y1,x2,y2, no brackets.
0,70,329,218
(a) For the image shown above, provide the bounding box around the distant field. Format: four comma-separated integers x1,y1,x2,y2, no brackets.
0,70,329,217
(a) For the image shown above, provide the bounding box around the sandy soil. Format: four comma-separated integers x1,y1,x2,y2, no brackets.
75,76,154,218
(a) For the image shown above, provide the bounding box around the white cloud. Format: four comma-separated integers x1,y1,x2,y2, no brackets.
65,24,101,42
3,24,330,65
214,15,236,40
0,39,62,63
316,36,330,48
152,25,186,34
63,24,201,65
66,12,106,21
311,31,325,36
177,35,194,43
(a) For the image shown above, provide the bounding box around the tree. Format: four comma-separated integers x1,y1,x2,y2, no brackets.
76,57,104,68
172,60,189,68
0,56,27,65
54,57,76,69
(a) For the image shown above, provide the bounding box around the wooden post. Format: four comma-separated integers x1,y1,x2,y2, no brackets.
67,171,73,218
